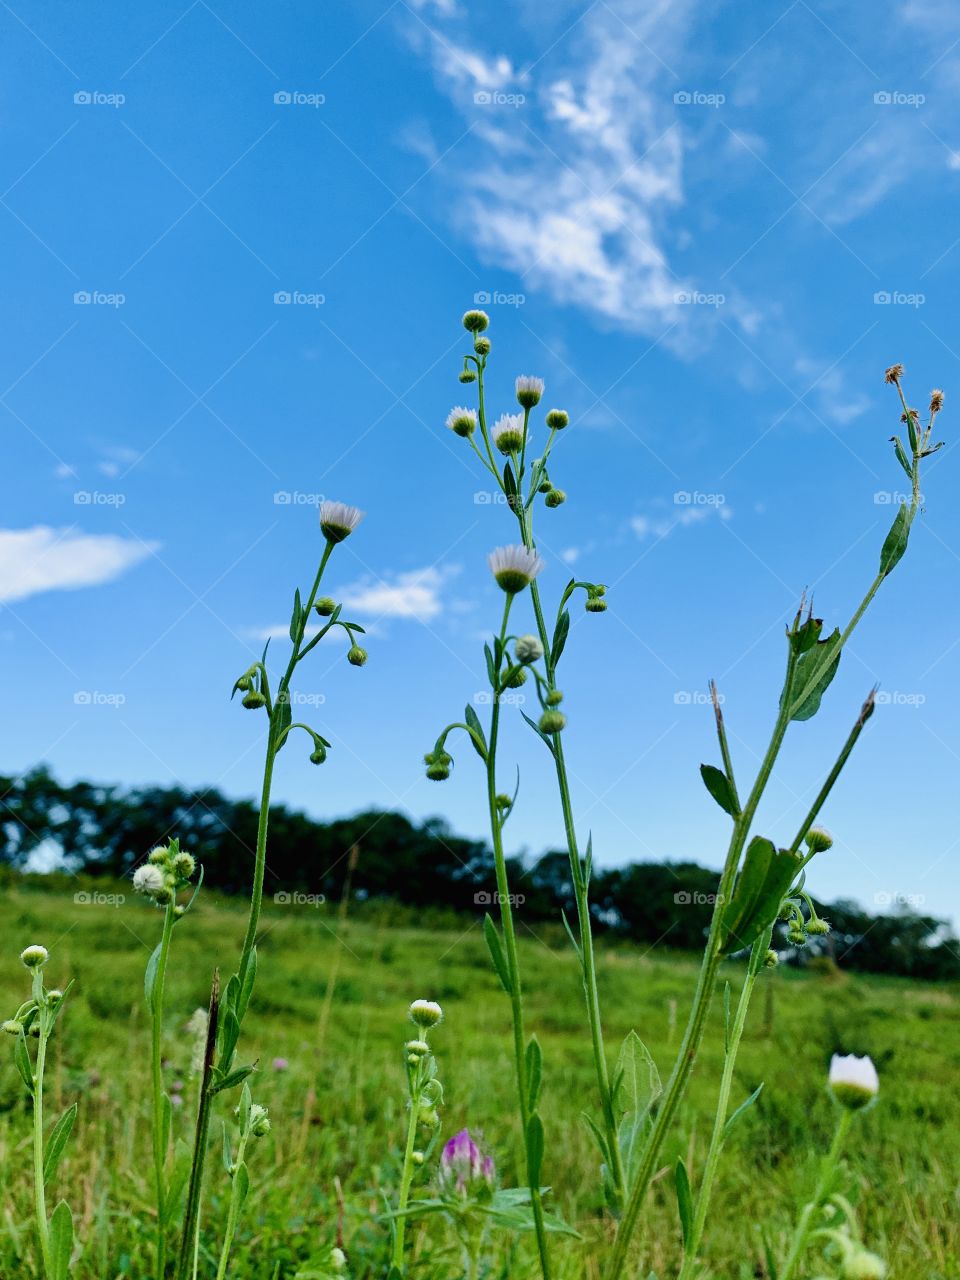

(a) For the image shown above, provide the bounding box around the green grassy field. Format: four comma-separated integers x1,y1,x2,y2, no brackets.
0,877,957,1279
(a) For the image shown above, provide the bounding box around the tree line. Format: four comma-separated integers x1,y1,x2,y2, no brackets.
2,766,957,980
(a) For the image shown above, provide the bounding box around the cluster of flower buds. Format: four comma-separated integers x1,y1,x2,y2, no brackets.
234,1097,272,1141
885,364,945,474
132,839,198,912
406,1000,444,1134
3,946,64,1041
438,1128,496,1200
423,748,453,782
777,828,834,947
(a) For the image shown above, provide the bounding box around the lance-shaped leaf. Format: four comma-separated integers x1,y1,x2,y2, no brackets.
43,1103,78,1185
483,914,513,994
615,1031,661,1183
49,1200,73,1280
699,763,739,817
526,1036,543,1113
724,1082,764,1139
720,837,802,954
675,1158,693,1247
879,501,911,578
551,609,571,667
289,587,303,643
464,703,488,760
790,627,841,722
525,1113,544,1186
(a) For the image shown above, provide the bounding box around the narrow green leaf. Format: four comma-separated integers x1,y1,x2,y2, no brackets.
879,501,911,578
722,982,732,1056
483,643,496,689
14,1032,33,1093
560,909,582,964
520,710,555,752
237,947,257,1023
483,914,512,994
526,1037,543,1114
289,587,303,643
720,836,775,952
222,1122,233,1175
234,1160,250,1208
724,1083,764,1140
49,1200,73,1280
464,703,488,760
675,1158,693,1247
211,1062,257,1095
144,942,162,1014
525,1113,544,1186
699,763,739,817
551,609,571,667
43,1104,77,1185
580,1110,610,1163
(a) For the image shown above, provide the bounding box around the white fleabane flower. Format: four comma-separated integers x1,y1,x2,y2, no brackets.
828,1053,879,1110
319,500,364,544
20,945,48,969
515,634,544,663
488,545,544,594
492,413,525,455
409,999,443,1028
446,406,477,438
515,375,544,408
133,864,167,897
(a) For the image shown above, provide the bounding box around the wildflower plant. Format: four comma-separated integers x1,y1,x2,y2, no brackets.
176,500,368,1280
390,1000,445,1274
4,946,77,1280
134,838,202,1280
430,308,612,1275
214,1084,271,1280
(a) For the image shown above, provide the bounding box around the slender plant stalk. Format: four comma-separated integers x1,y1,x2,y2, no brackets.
32,1003,53,1279
176,972,220,1280
151,901,176,1280
485,594,553,1278
778,1108,852,1280
608,491,927,1276
391,1057,426,1271
214,1131,250,1280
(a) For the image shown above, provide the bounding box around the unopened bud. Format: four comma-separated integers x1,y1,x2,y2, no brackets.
315,596,337,616
347,645,368,667
538,710,566,735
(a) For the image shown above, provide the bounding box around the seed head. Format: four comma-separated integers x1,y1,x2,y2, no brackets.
884,363,904,385
930,388,944,414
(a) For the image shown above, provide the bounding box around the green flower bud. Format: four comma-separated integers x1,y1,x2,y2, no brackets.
409,999,443,1028
788,927,807,946
495,793,512,811
172,851,196,880
807,917,830,936
309,747,327,765
538,710,567,735
411,1151,425,1166
805,826,834,853
424,750,452,782
843,1249,886,1280
504,667,527,688
474,336,491,356
546,689,564,707
459,368,477,383
20,945,48,969
148,845,171,866
2,1019,23,1035
347,645,368,667
462,309,489,333
763,949,779,968
515,635,543,664
545,408,569,430
46,989,63,1003
236,675,252,692
419,1104,440,1128
242,690,267,709
585,597,607,613
315,596,337,616
330,1247,348,1273
538,478,552,493
249,1103,272,1138
544,488,566,508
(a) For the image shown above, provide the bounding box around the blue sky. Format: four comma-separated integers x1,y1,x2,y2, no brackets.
3,0,959,927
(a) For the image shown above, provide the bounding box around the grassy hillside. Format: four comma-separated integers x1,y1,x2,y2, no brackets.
0,879,957,1278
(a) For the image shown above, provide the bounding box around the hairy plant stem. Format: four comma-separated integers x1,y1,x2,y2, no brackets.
486,592,553,1280
151,901,176,1280
779,1108,852,1280
391,1056,425,1272
214,1129,250,1280
236,540,334,996
518,506,625,1206
32,980,53,1279
677,690,877,1277
176,973,219,1280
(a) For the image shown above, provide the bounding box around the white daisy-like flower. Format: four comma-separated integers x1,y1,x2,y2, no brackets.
492,413,525,455
319,500,364,544
133,864,167,897
828,1053,879,1110
20,945,48,969
488,544,545,594
515,375,544,408
409,999,443,1028
445,406,477,438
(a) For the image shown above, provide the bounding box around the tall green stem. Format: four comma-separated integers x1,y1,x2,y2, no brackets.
151,902,176,1279
779,1108,852,1280
214,1131,250,1280
33,1014,52,1279
486,594,552,1280
391,1058,424,1272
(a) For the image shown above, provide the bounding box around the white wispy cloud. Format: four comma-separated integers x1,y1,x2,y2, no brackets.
407,0,694,333
631,503,731,540
341,564,459,621
0,526,157,604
